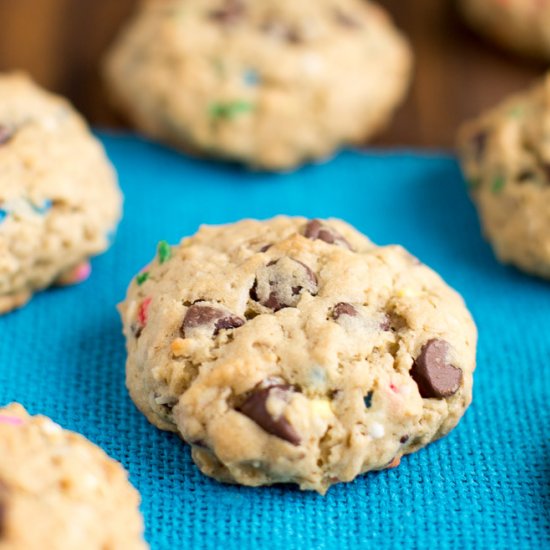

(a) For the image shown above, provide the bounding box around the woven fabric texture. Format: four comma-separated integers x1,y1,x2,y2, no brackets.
1,134,549,549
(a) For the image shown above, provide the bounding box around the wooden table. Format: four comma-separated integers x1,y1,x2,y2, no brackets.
0,0,546,149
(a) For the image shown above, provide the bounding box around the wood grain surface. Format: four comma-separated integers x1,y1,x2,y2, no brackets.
0,0,547,148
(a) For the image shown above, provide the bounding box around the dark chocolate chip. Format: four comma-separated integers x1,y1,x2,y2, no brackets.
261,20,302,44
334,9,361,28
209,0,244,24
332,302,357,320
410,339,462,398
182,303,244,337
303,219,352,250
471,131,487,160
239,384,300,445
259,243,272,253
400,435,409,444
517,169,535,183
0,126,13,146
364,391,373,408
251,258,318,311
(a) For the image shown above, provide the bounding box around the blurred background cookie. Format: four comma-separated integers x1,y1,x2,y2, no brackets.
119,217,477,493
458,0,550,61
0,73,121,314
0,403,147,550
0,0,546,148
459,75,550,279
103,0,412,169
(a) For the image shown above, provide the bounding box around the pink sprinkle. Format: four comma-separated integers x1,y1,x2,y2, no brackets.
72,261,92,283
389,384,399,393
0,415,23,426
138,297,152,326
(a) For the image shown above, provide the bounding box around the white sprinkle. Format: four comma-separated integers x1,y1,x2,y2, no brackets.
40,420,63,435
369,422,385,439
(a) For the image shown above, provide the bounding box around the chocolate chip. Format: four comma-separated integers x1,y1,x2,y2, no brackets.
0,126,13,146
209,0,244,24
303,219,352,250
334,9,361,28
261,20,302,44
259,243,272,253
517,169,535,183
332,302,357,320
471,131,487,160
239,385,300,445
364,391,373,408
400,435,409,444
131,324,143,339
182,303,244,337
410,339,462,398
251,257,318,311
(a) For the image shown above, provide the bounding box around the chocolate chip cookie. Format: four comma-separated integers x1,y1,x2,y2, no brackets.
0,72,122,314
458,75,550,279
0,403,147,549
459,0,550,60
103,0,412,170
119,217,477,494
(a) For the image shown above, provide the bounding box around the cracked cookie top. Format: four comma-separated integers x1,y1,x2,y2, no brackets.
120,216,477,493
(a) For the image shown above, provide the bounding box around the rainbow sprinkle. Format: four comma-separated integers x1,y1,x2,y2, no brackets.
0,415,24,426
31,199,52,215
243,69,260,86
138,297,153,326
491,175,505,194
209,100,255,120
136,272,150,286
158,241,172,264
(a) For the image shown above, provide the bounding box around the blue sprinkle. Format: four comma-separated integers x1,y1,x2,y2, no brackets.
31,199,52,215
243,69,260,86
0,209,7,224
364,391,373,408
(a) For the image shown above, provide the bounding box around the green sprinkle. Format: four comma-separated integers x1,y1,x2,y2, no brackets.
209,100,255,120
157,241,172,264
136,272,149,286
491,175,506,194
508,105,525,118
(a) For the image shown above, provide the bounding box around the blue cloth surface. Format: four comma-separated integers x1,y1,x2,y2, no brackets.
1,134,549,549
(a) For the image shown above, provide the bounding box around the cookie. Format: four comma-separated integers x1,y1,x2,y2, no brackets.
0,72,122,314
119,217,477,494
103,0,412,170
458,75,550,279
459,0,550,59
0,403,147,549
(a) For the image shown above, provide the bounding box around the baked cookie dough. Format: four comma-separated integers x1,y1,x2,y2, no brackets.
0,403,146,550
104,0,412,170
459,0,550,59
119,217,477,494
0,72,122,314
458,75,550,279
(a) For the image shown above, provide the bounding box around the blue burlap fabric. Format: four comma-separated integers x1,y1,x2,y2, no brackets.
1,134,548,549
